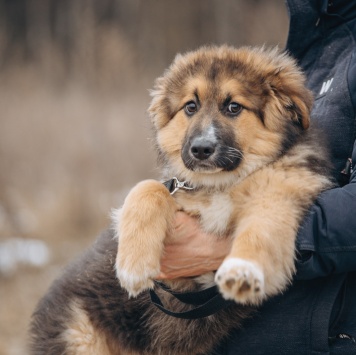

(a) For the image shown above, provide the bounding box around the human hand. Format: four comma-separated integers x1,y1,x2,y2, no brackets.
157,212,231,279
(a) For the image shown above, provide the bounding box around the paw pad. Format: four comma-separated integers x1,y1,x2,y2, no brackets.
215,258,265,305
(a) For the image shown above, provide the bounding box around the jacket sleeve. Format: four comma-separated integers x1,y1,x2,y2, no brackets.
295,140,356,280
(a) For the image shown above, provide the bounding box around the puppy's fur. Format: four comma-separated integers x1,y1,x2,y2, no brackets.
30,46,333,354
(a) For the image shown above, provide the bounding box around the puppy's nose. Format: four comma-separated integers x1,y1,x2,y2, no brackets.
190,141,216,160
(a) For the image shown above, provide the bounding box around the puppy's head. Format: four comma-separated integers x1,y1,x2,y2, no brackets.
149,46,313,187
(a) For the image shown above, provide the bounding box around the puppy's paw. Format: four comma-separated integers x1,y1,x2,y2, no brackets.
116,255,159,298
215,258,265,305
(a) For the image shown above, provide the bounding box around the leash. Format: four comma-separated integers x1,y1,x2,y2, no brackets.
150,281,233,319
148,177,232,319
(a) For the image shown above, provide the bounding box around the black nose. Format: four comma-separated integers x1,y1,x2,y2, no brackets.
190,142,216,160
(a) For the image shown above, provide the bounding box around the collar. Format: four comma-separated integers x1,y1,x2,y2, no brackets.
163,177,194,195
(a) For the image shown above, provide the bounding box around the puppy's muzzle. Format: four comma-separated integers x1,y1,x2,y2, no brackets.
182,124,241,172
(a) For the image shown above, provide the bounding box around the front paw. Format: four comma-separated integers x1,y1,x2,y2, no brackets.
116,254,160,298
215,258,265,305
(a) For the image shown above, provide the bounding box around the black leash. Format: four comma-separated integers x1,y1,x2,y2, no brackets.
148,177,232,319
150,281,233,319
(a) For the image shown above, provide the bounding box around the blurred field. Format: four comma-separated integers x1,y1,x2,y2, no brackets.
0,1,288,354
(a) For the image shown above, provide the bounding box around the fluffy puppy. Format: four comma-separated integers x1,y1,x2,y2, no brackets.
30,46,333,355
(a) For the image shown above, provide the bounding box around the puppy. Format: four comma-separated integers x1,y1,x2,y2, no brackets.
30,46,333,354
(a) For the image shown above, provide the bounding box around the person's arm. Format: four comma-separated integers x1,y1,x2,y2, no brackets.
296,141,356,279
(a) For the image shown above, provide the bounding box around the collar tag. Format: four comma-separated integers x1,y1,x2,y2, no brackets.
163,177,194,195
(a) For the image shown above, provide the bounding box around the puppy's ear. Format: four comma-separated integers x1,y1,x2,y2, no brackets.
285,91,313,130
148,76,171,130
265,64,313,131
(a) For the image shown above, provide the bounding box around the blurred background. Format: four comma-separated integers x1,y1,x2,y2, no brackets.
0,0,288,353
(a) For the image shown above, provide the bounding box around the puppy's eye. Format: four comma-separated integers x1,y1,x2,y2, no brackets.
227,102,242,116
184,101,197,116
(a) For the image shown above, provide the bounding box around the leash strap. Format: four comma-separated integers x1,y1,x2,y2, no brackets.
153,281,221,305
149,282,233,319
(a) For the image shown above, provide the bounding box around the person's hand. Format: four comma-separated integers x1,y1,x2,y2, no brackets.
157,212,232,279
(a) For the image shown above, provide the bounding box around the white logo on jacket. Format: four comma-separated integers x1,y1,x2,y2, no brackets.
319,78,334,95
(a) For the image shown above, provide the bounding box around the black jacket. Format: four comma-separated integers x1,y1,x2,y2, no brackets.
290,0,356,281
213,1,356,354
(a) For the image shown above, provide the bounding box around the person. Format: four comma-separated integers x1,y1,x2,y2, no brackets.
158,0,356,353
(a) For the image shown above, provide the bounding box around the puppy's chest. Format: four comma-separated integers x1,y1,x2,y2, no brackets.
174,191,234,235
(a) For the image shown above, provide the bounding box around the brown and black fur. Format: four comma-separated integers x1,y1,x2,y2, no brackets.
30,46,334,354
30,229,252,354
